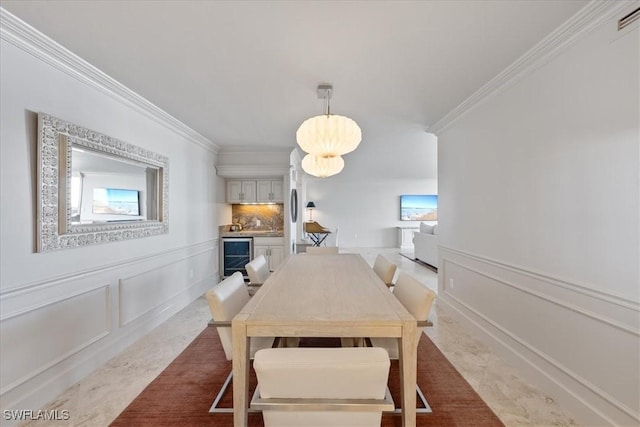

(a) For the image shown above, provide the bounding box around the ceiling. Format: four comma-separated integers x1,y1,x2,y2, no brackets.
3,0,588,177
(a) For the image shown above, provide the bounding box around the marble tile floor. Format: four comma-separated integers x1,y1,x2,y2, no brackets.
21,248,579,427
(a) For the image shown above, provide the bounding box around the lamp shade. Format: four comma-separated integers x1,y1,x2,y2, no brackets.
301,154,344,178
296,114,362,157
306,201,316,209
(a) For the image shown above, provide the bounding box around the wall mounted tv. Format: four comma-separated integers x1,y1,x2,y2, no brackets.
92,188,140,216
400,195,437,221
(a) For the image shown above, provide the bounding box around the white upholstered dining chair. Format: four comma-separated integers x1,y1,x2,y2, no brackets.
306,246,339,254
368,271,436,413
251,347,394,426
373,254,397,287
245,255,270,293
205,272,276,413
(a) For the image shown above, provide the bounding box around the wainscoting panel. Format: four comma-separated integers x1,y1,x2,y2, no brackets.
438,246,639,426
0,240,217,422
118,248,215,326
0,285,110,395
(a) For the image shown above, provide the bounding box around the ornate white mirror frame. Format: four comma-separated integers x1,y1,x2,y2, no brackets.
37,113,169,252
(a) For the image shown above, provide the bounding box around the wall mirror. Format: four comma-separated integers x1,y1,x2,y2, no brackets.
37,113,169,252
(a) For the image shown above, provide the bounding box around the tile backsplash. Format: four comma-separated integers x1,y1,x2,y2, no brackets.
231,204,284,230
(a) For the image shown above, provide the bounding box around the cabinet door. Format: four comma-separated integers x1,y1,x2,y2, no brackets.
270,181,284,202
256,180,273,203
241,181,257,203
268,246,285,270
227,181,243,203
254,245,268,262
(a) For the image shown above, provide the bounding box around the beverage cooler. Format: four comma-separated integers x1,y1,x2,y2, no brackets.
220,237,253,280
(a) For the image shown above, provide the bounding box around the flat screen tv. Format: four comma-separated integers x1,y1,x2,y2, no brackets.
400,195,437,221
92,188,140,216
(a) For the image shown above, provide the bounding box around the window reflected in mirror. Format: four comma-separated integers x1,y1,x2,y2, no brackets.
69,145,159,225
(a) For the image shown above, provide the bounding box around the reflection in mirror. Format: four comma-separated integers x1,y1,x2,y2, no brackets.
70,146,158,225
37,113,169,252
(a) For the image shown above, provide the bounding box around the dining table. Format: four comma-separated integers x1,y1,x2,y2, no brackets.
231,253,419,426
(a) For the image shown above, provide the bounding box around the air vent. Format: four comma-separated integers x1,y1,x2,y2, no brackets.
618,7,640,31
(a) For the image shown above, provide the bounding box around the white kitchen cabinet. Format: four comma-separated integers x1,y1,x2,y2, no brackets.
227,180,257,203
270,180,284,202
254,237,285,271
256,180,284,203
268,245,284,269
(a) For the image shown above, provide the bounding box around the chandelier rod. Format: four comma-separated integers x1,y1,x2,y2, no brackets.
318,84,332,116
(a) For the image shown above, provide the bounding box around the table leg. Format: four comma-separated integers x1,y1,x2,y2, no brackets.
232,317,250,427
317,234,329,246
308,233,320,246
398,322,418,427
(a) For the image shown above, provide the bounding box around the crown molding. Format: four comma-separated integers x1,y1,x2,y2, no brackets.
0,8,219,153
428,0,635,135
215,165,290,178
217,145,295,154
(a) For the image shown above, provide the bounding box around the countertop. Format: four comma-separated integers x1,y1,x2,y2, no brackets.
220,230,284,238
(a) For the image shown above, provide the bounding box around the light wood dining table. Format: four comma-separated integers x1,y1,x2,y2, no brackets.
231,253,419,426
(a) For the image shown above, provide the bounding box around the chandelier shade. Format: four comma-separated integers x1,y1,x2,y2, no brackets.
296,114,362,157
301,154,344,178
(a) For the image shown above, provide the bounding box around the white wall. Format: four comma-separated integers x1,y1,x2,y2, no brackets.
306,177,438,247
305,132,438,248
437,7,639,426
215,146,291,179
0,14,219,421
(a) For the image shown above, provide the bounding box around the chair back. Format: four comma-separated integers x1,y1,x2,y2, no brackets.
252,347,393,426
373,255,397,286
306,246,339,255
245,255,270,285
393,272,437,334
205,272,250,360
369,272,437,358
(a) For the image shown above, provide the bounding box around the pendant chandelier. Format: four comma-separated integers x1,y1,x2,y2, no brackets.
297,84,361,177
